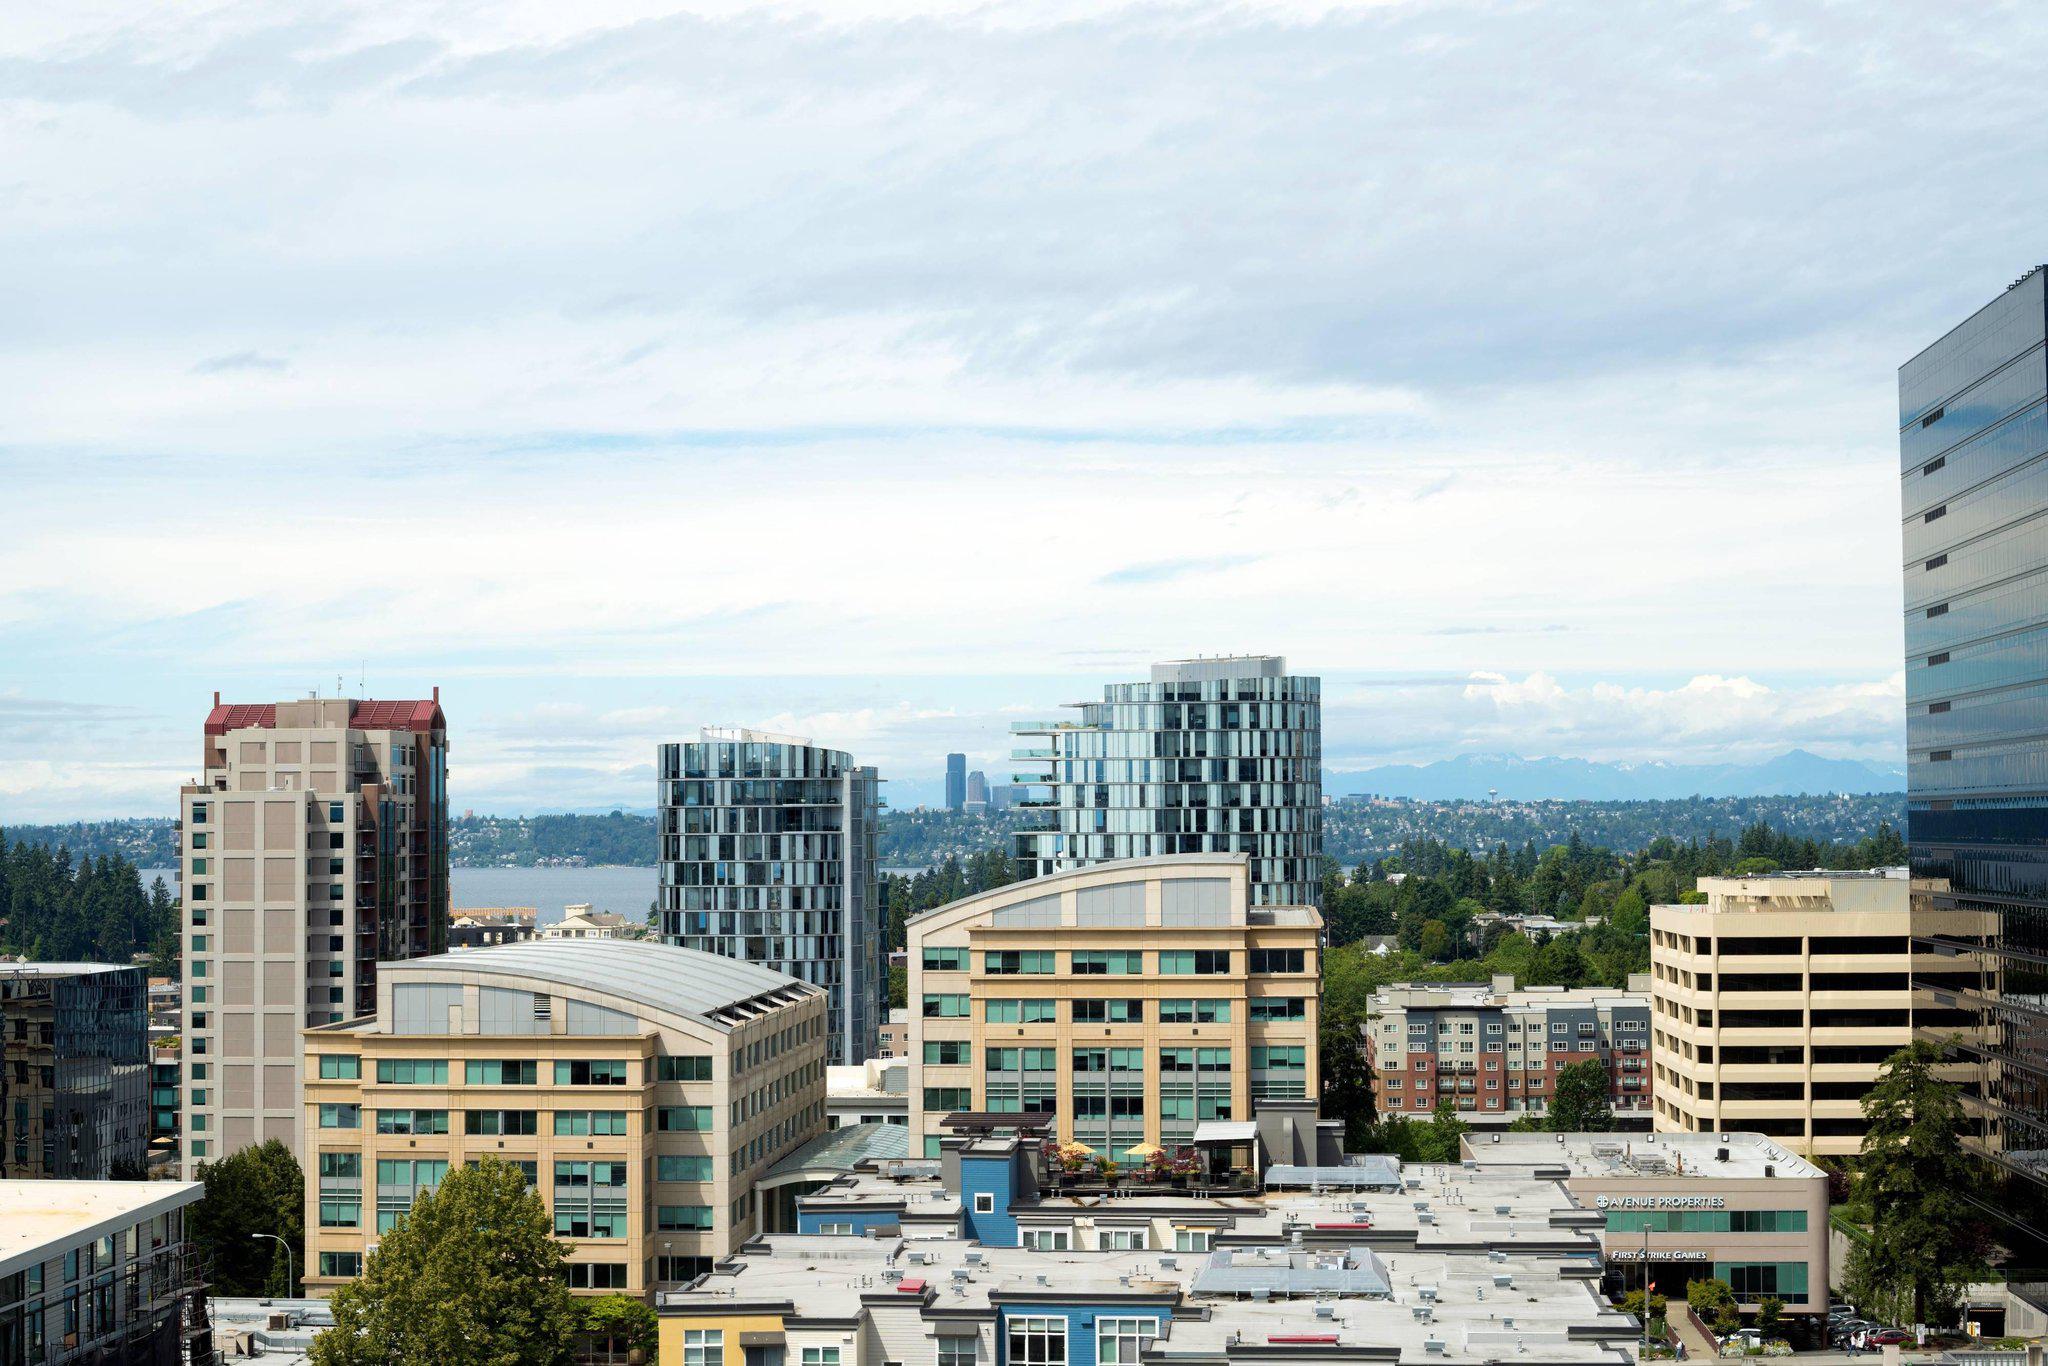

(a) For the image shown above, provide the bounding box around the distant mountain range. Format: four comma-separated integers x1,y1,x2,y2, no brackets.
1325,750,1905,802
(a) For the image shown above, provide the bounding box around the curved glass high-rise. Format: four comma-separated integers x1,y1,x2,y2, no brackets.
1011,656,1322,906
657,728,880,1064
1901,265,2048,1234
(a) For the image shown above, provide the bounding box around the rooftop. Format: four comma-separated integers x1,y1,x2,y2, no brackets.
373,939,817,1031
203,697,444,735
766,1121,911,1183
1468,1131,1824,1181
0,961,136,978
0,1181,203,1279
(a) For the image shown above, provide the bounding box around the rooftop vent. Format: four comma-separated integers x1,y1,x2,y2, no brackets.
1315,1305,1335,1321
1419,1286,1439,1303
1494,1204,1511,1215
1493,1274,1513,1288
1425,1338,1447,1354
1715,1147,1729,1163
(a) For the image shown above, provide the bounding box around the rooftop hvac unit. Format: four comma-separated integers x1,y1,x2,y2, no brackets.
1425,1339,1447,1353
1494,1205,1511,1215
1493,1274,1513,1288
1315,1306,1335,1321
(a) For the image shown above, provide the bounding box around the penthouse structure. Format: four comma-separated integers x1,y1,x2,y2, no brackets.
1648,871,1968,1157
1364,975,1652,1127
301,939,828,1299
657,1139,1639,1366
0,964,149,1179
657,728,882,1066
1012,656,1323,907
180,693,449,1173
906,856,1321,1164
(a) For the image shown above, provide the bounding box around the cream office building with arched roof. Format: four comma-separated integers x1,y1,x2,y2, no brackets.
906,855,1321,1162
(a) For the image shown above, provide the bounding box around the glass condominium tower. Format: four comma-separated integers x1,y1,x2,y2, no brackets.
657,727,881,1064
1901,265,2048,1230
1012,655,1323,906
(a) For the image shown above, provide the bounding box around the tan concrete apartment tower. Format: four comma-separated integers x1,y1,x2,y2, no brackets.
180,693,449,1174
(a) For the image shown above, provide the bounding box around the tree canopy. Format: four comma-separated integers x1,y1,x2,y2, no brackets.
192,1140,304,1296
1844,1042,1986,1327
0,834,177,970
1548,1059,1615,1132
311,1158,579,1366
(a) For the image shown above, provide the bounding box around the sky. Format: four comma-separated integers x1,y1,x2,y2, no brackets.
2,0,2045,820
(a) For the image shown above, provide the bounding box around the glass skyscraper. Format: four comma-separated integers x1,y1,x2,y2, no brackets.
0,963,149,1178
657,728,881,1064
1901,265,2048,1231
1012,655,1323,906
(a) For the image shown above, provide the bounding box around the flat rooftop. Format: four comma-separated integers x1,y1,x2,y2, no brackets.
0,1181,203,1279
1470,1132,1824,1181
662,1231,1632,1365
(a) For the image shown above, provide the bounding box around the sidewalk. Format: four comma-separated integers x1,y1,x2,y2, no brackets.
1669,1302,1720,1360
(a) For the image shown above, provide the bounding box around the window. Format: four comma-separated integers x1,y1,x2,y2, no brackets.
376,1158,450,1233
1101,1229,1144,1250
319,1104,360,1129
939,1337,979,1366
1174,1229,1212,1252
974,1192,995,1213
659,1154,715,1182
565,1263,630,1290
375,1109,448,1135
985,950,1056,975
1158,950,1230,975
657,1205,715,1231
1096,1319,1159,1366
319,1252,362,1278
554,1111,628,1137
659,1106,713,1132
318,1196,360,1228
1073,999,1143,1024
1159,998,1230,1023
1021,1228,1070,1251
659,1056,714,1082
1249,948,1307,974
922,947,968,972
1925,504,1947,523
556,1059,630,1086
925,1088,972,1111
923,994,970,1019
319,1055,360,1080
1071,951,1145,975
817,1222,853,1235
985,999,1057,1023
924,1040,971,1066
375,1059,448,1085
464,1109,538,1136
465,1059,537,1085
803,1351,841,1366
1247,998,1304,1021
554,1161,630,1238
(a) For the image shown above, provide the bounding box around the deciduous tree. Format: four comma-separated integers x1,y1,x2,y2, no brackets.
1548,1059,1614,1132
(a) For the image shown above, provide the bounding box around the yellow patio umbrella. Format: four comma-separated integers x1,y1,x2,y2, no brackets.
1124,1143,1166,1158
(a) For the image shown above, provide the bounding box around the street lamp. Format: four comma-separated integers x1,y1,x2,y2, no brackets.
251,1233,296,1298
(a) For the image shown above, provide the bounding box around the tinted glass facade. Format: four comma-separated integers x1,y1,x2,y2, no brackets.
1901,266,2048,1225
0,965,149,1178
657,735,880,1064
1013,658,1322,906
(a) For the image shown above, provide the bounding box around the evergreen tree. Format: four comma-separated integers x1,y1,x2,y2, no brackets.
310,1159,579,1366
1845,1042,1986,1327
192,1140,304,1295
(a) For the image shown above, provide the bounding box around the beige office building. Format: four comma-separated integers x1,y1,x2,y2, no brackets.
180,694,449,1174
1469,1131,1829,1319
906,854,1321,1160
1650,870,1918,1157
302,939,827,1299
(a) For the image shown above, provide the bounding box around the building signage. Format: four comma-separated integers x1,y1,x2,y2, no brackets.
1607,1249,1710,1261
1594,1195,1727,1210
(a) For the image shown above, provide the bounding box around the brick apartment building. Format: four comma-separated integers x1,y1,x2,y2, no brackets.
1364,974,1652,1126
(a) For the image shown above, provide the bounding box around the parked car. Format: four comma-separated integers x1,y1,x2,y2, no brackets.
1867,1329,1911,1346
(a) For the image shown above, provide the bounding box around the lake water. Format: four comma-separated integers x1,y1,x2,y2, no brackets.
142,864,660,928
140,860,939,928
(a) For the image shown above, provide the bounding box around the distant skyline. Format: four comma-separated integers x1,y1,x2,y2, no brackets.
5,3,2042,820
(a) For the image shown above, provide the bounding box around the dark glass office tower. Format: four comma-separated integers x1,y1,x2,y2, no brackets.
0,963,149,1178
1901,265,2048,1232
657,728,881,1064
945,753,967,812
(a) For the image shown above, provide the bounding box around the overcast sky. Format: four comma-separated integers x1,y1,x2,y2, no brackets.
3,0,2044,820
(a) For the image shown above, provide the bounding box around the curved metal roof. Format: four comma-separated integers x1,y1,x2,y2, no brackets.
380,939,816,1030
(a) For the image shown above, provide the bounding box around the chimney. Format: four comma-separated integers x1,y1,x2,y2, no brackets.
213,691,221,707
433,686,440,703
